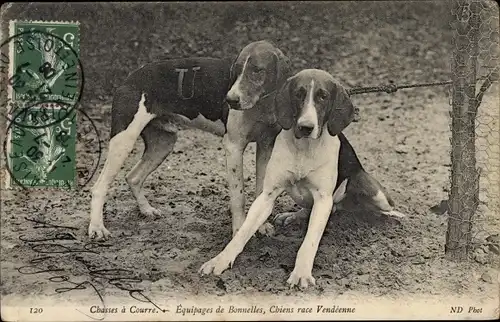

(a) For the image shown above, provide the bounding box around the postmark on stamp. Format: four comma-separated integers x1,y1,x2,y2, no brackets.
3,104,102,189
1,20,93,189
5,103,77,188
0,20,83,128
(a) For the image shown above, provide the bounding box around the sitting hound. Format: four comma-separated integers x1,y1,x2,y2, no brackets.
200,69,368,288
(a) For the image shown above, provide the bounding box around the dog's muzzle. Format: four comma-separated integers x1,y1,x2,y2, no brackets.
295,121,315,139
226,98,241,110
226,95,241,110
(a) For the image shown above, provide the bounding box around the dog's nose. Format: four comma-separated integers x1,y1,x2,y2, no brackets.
297,124,314,136
226,95,240,109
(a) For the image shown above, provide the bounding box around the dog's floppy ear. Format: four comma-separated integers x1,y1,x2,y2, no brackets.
327,82,356,136
274,77,295,130
273,48,291,88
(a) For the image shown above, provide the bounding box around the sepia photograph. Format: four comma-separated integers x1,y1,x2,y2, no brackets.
0,1,499,320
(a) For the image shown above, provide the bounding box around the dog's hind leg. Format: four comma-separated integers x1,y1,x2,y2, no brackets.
88,93,156,240
126,125,177,217
274,208,311,227
273,179,349,227
346,170,405,218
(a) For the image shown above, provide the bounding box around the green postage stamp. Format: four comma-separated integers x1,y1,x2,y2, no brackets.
6,106,77,188
4,20,81,189
8,20,81,103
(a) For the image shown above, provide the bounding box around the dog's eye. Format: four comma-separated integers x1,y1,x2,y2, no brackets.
247,66,265,83
251,66,263,74
295,88,306,99
316,90,328,101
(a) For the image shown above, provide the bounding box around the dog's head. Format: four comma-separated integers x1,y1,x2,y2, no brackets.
275,69,356,139
226,40,290,110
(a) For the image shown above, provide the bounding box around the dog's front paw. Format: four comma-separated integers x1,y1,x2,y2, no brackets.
140,205,161,218
287,267,316,289
88,223,111,241
257,222,275,236
199,254,235,276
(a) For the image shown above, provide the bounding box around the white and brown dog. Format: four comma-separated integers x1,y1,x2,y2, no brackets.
88,41,288,240
89,40,400,243
200,69,402,288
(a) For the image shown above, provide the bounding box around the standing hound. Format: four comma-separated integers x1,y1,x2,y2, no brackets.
88,41,288,240
200,69,404,288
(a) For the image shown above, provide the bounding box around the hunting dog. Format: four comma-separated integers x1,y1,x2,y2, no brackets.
88,41,400,241
199,69,404,288
88,41,286,240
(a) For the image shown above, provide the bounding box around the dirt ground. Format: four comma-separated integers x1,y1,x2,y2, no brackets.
1,1,499,318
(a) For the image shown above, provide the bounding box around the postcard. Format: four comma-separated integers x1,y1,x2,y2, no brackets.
1,1,498,321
